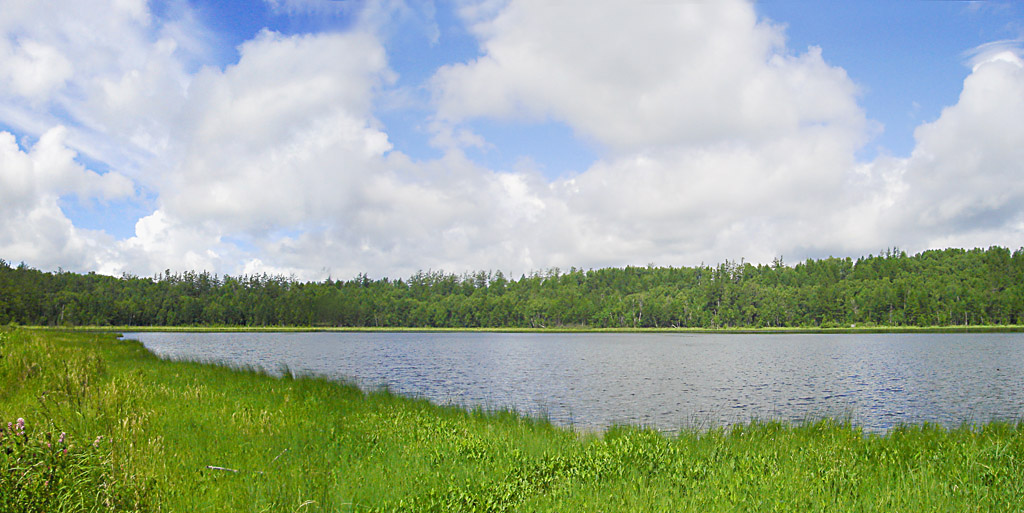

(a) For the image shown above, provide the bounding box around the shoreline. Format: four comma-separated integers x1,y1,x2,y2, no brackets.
22,324,1024,334
4,328,1024,510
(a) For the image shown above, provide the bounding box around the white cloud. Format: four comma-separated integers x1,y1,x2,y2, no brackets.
0,0,204,180
0,39,74,100
425,0,873,269
0,127,132,271
894,46,1024,248
112,0,150,23
112,209,231,275
0,127,133,208
432,0,865,154
1,0,1022,281
165,29,395,233
812,45,1024,257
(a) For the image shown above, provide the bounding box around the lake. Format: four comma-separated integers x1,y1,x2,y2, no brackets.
123,331,1024,433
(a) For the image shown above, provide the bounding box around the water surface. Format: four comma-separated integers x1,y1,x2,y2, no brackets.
124,331,1024,433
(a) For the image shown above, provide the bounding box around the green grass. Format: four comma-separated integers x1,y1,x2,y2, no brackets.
2,327,1024,511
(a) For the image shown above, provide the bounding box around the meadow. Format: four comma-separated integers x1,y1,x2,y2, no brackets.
2,327,1023,512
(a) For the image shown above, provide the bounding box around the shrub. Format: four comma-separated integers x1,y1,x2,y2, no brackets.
0,417,138,512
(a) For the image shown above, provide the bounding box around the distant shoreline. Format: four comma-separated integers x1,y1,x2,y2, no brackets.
25,324,1024,334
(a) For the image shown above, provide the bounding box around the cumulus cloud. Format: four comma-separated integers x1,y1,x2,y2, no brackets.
425,0,873,268
166,29,394,232
883,47,1024,249
0,127,134,210
0,0,205,272
432,0,865,153
0,127,132,271
0,39,74,101
1,0,1022,280
811,45,1024,258
0,0,203,180
417,1,1024,271
112,209,232,276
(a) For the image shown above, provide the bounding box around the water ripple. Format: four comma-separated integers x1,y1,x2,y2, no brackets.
125,331,1024,433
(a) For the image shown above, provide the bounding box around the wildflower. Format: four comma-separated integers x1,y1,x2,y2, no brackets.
93,435,103,447
15,418,24,430
58,432,65,444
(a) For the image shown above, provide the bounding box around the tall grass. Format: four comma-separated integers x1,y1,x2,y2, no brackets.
2,327,1023,511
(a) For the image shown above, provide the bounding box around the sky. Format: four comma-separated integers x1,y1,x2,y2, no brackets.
1,0,1023,281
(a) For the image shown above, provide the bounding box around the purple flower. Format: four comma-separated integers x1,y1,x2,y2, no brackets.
15,418,24,431
58,432,65,444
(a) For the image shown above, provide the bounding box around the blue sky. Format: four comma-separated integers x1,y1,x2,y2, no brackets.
1,0,1023,279
759,1,1023,157
194,1,1022,171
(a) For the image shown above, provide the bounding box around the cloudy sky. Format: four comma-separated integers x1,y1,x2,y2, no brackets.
1,0,1023,281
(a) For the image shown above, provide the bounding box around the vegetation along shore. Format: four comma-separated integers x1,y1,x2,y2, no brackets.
23,324,1024,334
2,246,1023,329
2,327,1023,511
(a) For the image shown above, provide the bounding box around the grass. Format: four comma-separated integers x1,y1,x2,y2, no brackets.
2,327,1024,511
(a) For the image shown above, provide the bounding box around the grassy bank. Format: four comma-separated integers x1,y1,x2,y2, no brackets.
2,328,1023,511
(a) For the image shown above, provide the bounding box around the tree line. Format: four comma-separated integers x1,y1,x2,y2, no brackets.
1,246,1022,328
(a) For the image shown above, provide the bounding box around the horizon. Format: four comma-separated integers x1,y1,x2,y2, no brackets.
1,1,1023,281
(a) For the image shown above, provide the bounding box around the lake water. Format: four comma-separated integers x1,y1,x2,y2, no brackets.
123,331,1024,433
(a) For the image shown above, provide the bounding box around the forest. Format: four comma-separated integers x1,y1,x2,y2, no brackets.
1,246,1022,329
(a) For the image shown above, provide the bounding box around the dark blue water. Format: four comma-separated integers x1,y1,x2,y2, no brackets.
124,331,1024,433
